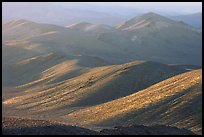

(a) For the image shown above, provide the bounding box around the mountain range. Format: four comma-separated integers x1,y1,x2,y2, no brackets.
2,12,202,135
2,12,202,67
3,2,202,30
170,12,202,30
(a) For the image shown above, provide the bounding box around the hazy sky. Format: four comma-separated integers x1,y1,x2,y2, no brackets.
2,2,202,26
52,2,202,15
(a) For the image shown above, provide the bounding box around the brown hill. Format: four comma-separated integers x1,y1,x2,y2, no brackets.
2,116,195,135
3,15,202,66
64,69,202,134
3,61,188,116
100,124,195,135
2,116,99,135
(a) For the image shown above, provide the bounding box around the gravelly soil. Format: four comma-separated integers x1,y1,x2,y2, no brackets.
100,124,196,135
2,116,196,135
2,116,99,135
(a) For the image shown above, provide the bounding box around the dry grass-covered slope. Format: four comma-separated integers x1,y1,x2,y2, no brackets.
3,61,188,116
2,13,202,135
2,40,112,87
64,69,202,134
3,69,201,134
3,62,201,134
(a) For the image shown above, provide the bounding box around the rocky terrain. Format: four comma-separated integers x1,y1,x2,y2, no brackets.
64,69,202,134
2,116,99,135
2,116,195,135
100,125,195,135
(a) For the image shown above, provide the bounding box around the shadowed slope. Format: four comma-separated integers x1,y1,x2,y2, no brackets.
73,61,187,106
2,19,133,64
64,69,202,134
2,16,202,135
2,39,111,87
3,61,189,117
2,116,195,135
100,124,195,135
2,116,99,135
113,12,202,65
3,16,202,66
116,12,198,32
169,12,202,29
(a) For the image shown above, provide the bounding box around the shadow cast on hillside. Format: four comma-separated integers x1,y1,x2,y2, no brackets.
72,61,188,107
2,125,99,135
94,83,202,134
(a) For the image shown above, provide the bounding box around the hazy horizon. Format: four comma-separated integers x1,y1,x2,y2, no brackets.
3,2,202,26
51,2,202,15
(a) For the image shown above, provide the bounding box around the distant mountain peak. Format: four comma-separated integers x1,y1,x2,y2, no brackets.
3,19,35,29
142,12,160,17
116,12,196,31
7,19,33,25
139,12,169,20
66,22,93,29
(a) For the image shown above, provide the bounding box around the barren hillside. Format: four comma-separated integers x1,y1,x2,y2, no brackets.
2,116,195,135
64,69,202,134
2,116,99,135
2,11,202,135
3,61,188,116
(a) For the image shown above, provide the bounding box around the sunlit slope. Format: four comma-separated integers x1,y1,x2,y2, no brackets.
2,33,112,87
3,61,187,116
3,52,111,87
64,69,202,134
